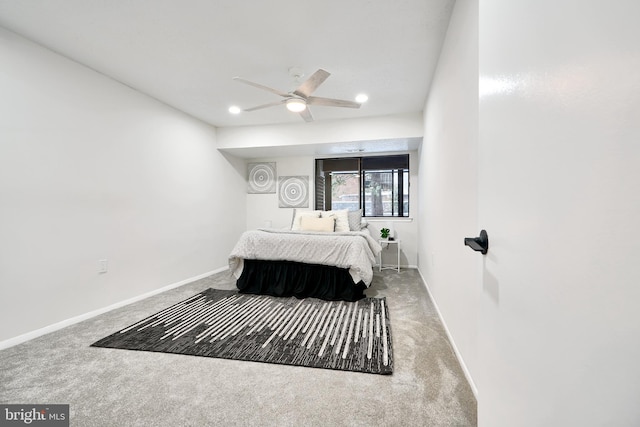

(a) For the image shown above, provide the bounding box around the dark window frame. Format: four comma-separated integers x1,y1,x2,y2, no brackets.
315,154,409,218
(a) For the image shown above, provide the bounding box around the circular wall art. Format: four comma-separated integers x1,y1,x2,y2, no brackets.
278,176,309,208
247,162,276,194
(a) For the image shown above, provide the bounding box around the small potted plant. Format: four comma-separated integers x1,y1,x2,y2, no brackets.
380,227,390,240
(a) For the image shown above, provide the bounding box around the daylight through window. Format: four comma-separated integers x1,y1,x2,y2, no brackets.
315,154,409,217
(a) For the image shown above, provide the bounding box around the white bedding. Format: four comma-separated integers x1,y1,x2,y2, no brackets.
228,228,382,285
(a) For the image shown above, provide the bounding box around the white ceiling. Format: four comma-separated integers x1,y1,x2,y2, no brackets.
0,0,454,129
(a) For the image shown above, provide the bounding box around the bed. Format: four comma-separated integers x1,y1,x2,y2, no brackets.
228,209,382,301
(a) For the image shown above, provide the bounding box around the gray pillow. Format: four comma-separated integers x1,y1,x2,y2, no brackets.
348,209,363,231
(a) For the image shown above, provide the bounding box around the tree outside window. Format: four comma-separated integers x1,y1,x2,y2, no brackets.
315,155,409,217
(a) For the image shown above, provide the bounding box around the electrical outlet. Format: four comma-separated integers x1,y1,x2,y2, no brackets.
98,259,108,274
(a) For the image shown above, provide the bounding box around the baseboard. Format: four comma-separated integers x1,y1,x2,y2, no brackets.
416,268,478,399
0,266,229,351
377,264,418,270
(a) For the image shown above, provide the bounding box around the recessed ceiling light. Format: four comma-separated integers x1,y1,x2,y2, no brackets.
228,106,241,114
355,93,369,103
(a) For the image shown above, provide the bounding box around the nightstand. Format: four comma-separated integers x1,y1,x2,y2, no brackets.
378,239,401,273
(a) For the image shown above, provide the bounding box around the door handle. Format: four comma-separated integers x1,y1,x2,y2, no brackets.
464,230,489,254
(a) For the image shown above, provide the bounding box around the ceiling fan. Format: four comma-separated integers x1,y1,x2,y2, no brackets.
232,68,361,122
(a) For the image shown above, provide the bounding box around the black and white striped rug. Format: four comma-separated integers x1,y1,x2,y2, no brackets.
92,288,393,375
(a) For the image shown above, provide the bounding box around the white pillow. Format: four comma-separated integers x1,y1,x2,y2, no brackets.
321,209,350,233
291,209,321,230
300,216,335,232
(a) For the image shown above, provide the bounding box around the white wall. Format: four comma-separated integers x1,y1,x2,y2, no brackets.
245,156,315,230
0,28,246,342
418,0,479,392
478,1,640,425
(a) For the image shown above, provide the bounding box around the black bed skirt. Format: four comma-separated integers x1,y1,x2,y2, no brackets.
236,259,367,302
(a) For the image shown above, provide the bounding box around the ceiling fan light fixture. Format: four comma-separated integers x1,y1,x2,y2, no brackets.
355,93,369,103
228,105,241,114
286,98,307,112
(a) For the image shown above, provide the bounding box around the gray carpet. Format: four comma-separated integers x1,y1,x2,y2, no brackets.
0,269,477,426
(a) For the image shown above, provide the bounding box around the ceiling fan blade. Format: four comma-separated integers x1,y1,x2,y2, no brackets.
299,108,314,122
306,96,361,109
233,77,290,97
243,100,286,112
293,69,331,97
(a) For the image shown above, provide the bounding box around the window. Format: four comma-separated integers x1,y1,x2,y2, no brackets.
315,154,409,217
